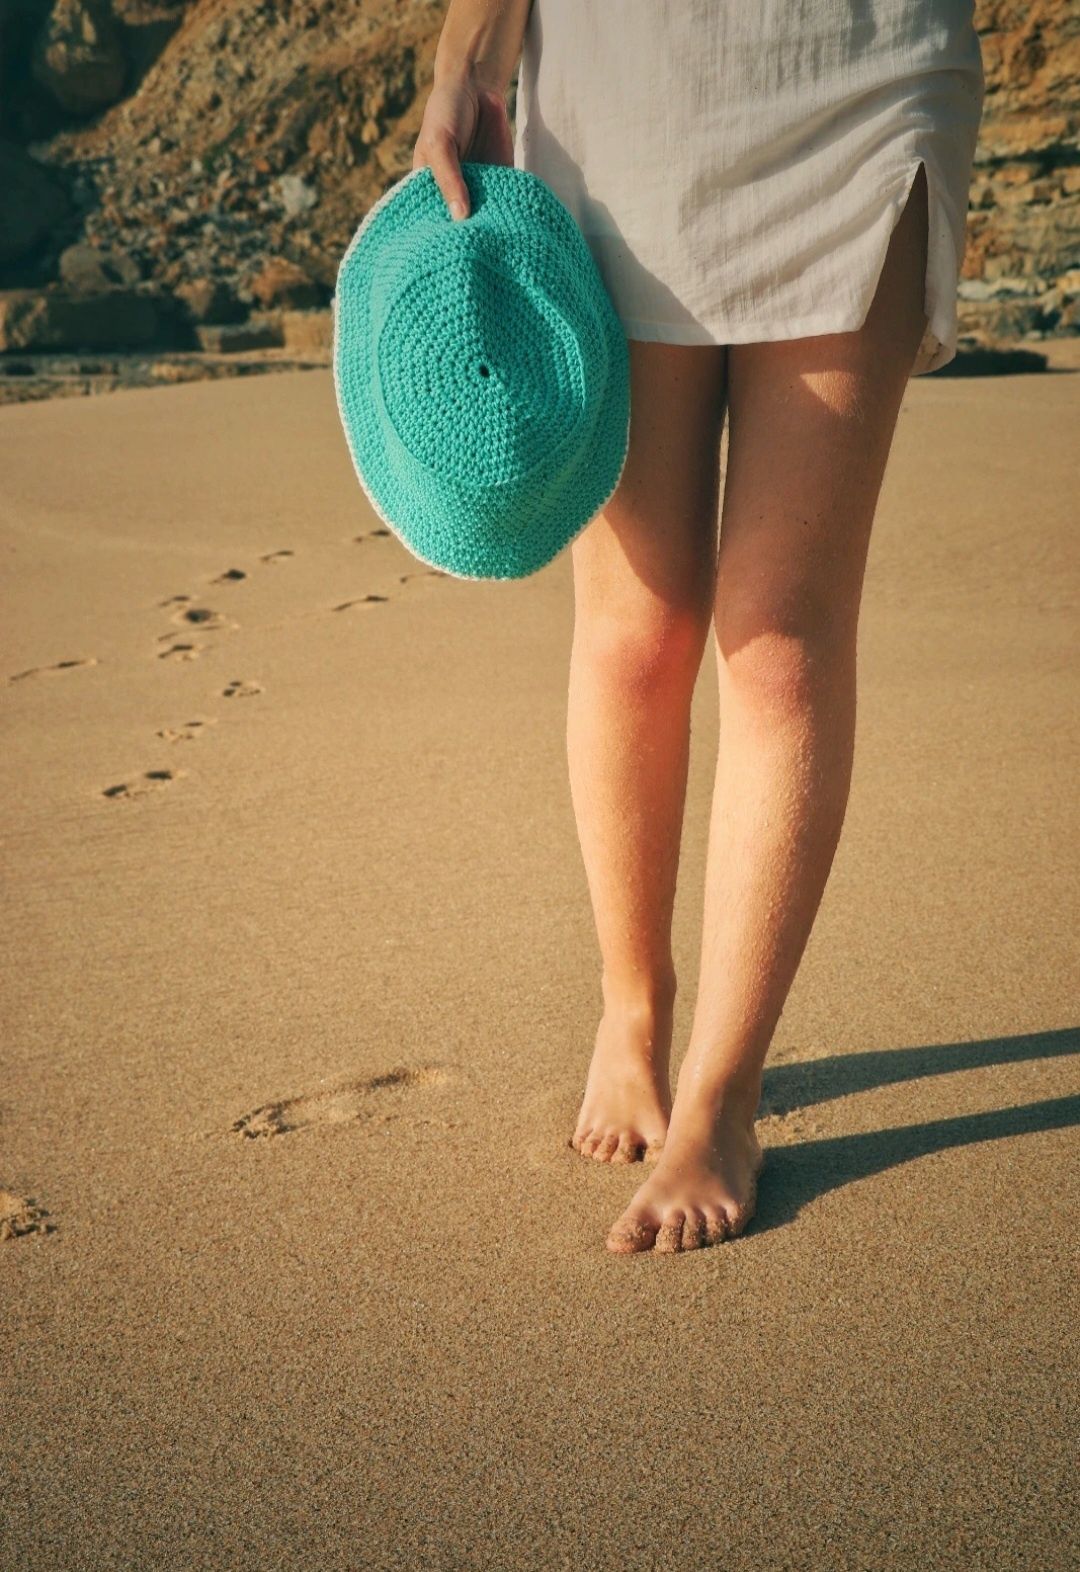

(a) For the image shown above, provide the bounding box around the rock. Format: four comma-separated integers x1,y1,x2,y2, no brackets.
280,308,331,353
32,0,128,117
969,0,1080,340
247,257,321,310
0,0,1074,395
148,360,199,384
173,278,245,325
935,340,1049,376
58,242,141,291
1057,296,1080,332
195,320,284,353
0,141,72,266
277,173,318,217
0,286,161,352
957,275,1049,303
967,298,1055,337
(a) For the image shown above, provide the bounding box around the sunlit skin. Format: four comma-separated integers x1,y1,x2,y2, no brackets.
567,168,931,1254
413,4,933,1255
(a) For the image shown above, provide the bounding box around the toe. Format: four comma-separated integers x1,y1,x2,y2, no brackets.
606,1212,659,1254
593,1132,620,1163
702,1209,730,1246
577,1130,600,1158
654,1210,685,1253
725,1201,755,1238
570,1126,592,1154
643,1139,665,1163
611,1133,645,1164
681,1212,706,1252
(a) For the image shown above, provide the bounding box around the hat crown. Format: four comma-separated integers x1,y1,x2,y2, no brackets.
374,225,587,487
333,162,630,580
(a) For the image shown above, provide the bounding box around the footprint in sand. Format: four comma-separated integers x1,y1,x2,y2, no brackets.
351,528,391,543
0,1191,54,1240
158,594,192,608
167,606,236,634
9,656,98,684
755,1107,824,1145
157,717,217,743
222,678,262,699
260,550,294,564
212,568,247,584
399,570,446,584
157,641,203,662
332,594,389,612
232,1065,453,1139
102,767,184,801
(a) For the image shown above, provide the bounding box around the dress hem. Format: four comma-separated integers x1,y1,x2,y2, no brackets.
603,156,957,378
616,314,953,373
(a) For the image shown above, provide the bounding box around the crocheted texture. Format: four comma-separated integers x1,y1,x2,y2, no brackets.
333,162,631,581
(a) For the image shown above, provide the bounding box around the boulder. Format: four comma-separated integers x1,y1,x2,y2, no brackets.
173,278,245,325
276,173,318,218
0,286,160,351
280,309,331,354
936,340,1049,377
0,140,71,265
58,241,141,290
247,257,321,310
32,0,127,116
194,320,284,353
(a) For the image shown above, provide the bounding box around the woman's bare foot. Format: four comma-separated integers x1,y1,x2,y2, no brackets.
569,996,674,1163
605,1079,764,1252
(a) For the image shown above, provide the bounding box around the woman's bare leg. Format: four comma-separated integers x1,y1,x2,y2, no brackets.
608,164,932,1250
567,339,727,1163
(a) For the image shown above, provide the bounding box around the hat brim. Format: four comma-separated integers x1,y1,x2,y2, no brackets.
332,163,631,583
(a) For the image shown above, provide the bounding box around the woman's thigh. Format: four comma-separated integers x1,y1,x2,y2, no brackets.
714,162,931,656
570,339,728,629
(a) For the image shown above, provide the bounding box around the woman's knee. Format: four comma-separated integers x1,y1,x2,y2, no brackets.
713,598,857,717
575,601,710,693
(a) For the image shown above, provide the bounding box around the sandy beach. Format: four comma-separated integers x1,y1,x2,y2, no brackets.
2,359,1078,1570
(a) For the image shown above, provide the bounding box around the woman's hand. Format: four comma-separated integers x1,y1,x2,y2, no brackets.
411,72,515,222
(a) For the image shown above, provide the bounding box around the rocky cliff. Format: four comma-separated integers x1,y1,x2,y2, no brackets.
0,0,1076,392
963,0,1080,339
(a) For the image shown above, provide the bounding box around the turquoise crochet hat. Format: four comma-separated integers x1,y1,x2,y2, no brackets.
332,161,631,581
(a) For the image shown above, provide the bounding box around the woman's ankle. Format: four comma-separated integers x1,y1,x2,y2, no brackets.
600,966,678,1023
672,1057,763,1130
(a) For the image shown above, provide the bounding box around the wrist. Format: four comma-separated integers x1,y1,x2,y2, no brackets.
433,53,507,97
433,16,517,96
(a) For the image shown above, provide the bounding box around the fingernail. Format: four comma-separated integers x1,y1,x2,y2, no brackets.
449,199,466,221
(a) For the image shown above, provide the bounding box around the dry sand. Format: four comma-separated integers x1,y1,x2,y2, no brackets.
1,357,1078,1571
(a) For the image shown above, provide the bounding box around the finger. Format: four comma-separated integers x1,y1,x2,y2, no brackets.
472,88,516,167
424,129,470,219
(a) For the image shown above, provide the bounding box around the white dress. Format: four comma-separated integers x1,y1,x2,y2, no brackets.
512,0,986,376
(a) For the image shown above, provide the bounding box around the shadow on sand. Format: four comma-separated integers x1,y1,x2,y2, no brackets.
753,1026,1080,1232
